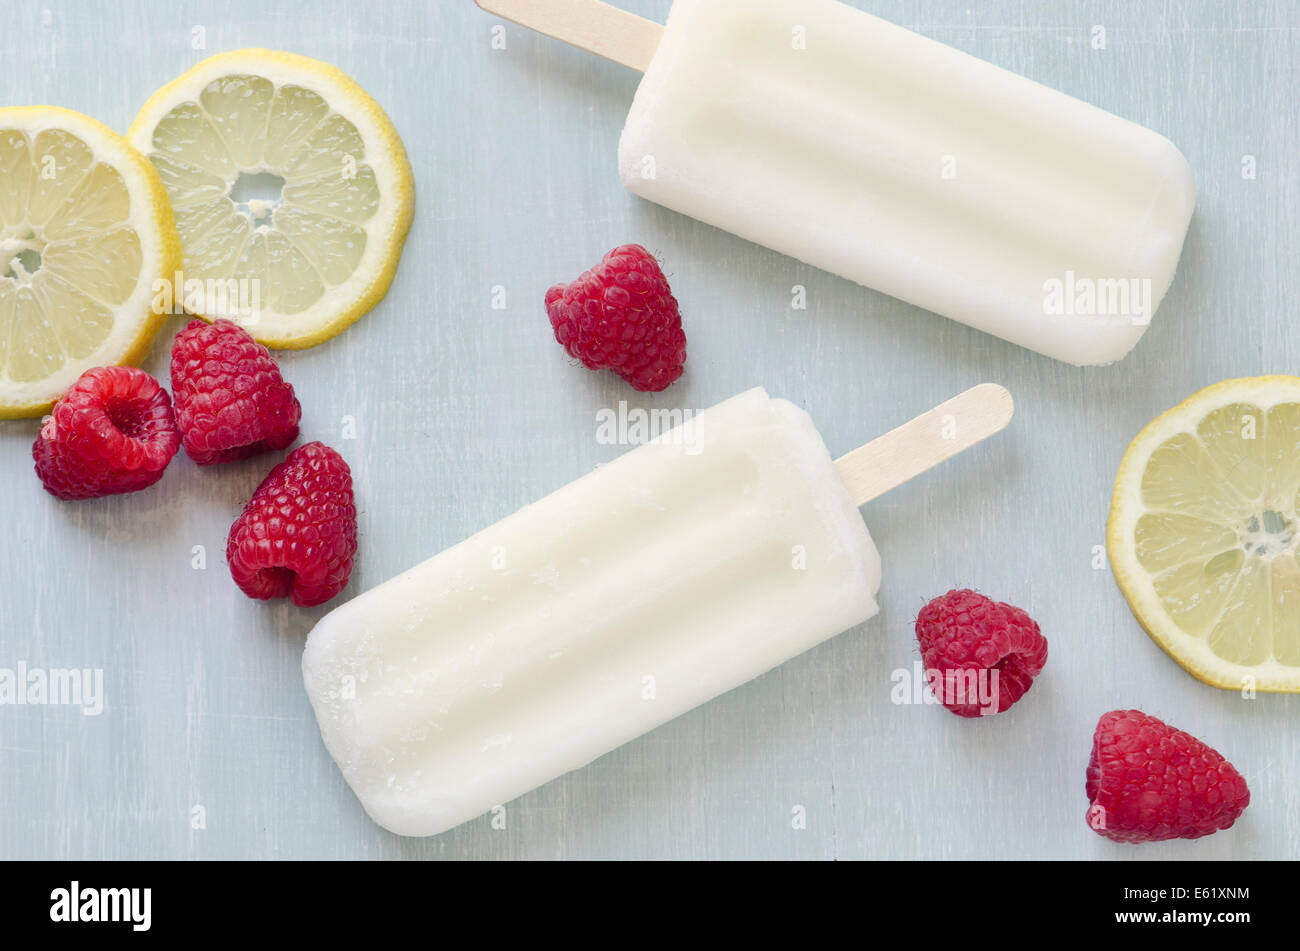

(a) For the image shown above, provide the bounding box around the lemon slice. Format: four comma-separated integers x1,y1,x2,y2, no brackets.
0,107,179,418
128,49,414,349
1109,376,1300,692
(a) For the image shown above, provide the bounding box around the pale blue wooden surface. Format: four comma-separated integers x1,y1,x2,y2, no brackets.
0,0,1296,859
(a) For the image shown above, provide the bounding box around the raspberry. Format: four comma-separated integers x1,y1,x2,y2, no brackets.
32,366,180,500
914,589,1048,717
545,244,686,392
1086,709,1250,843
170,318,301,465
226,442,357,608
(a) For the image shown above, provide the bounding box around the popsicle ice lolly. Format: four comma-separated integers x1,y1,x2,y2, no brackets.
303,385,1013,836
479,0,1196,366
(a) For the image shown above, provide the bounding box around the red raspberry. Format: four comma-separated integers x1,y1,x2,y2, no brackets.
1086,709,1250,843
914,589,1048,717
170,318,301,465
226,442,357,608
544,244,686,392
32,366,179,500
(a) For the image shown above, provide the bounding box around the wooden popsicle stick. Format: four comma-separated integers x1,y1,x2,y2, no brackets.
475,0,664,72
834,384,1014,507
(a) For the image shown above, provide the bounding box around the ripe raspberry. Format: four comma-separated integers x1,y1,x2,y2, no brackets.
914,589,1048,717
33,366,180,500
1086,709,1250,843
171,318,301,465
545,244,686,392
226,442,357,608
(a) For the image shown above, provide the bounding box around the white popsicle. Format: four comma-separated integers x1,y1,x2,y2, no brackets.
303,385,1013,836
479,0,1196,366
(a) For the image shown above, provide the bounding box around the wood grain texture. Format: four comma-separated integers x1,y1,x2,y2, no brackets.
475,0,663,72
835,384,1014,506
0,0,1296,860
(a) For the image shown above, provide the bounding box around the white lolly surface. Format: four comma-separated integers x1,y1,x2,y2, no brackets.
303,388,880,837
618,0,1196,365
